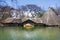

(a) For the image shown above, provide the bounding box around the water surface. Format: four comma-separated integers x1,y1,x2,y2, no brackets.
0,27,60,40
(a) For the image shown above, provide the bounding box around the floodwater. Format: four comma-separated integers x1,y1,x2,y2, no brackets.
0,27,60,40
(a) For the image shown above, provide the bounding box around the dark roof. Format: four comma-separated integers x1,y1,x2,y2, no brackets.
22,18,42,23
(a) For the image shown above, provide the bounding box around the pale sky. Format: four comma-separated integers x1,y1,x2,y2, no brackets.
0,0,60,9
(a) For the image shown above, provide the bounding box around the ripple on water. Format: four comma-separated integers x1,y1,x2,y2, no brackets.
1,27,60,40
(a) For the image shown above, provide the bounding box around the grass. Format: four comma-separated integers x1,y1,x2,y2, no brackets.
0,27,60,40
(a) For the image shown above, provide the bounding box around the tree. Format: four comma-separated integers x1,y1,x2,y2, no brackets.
37,12,43,17
0,6,13,20
56,7,60,15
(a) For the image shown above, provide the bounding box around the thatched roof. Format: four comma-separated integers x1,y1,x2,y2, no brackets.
1,17,22,23
22,18,42,23
1,17,42,23
1,7,60,25
41,8,60,25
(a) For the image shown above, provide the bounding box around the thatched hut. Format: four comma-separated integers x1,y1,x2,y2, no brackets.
1,17,46,27
1,17,22,26
41,8,60,26
0,7,60,27
21,18,46,26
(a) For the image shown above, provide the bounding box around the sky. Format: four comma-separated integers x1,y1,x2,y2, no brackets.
0,0,60,10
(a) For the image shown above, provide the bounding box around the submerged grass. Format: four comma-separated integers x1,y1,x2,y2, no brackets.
0,27,60,40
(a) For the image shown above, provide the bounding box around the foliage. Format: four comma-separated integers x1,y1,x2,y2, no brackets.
37,13,43,17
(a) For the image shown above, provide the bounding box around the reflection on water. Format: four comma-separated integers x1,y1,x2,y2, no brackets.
0,27,60,40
